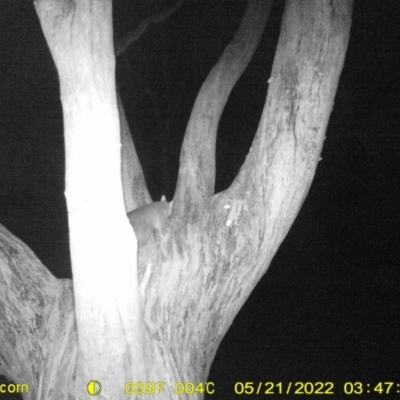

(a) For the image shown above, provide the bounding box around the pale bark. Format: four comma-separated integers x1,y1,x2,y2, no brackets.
0,224,77,400
119,91,152,212
174,0,273,218
0,0,353,399
34,0,146,397
142,0,353,383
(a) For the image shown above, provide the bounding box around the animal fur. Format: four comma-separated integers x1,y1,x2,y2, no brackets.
128,199,172,245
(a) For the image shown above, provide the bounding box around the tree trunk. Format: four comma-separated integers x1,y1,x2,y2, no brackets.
34,0,147,398
0,0,353,399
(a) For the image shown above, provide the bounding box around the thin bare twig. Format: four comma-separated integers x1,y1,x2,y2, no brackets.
115,0,185,57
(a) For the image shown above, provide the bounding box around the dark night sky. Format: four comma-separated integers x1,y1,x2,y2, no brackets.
1,1,400,398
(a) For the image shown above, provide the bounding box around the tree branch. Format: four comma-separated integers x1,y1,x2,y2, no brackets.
0,224,76,398
119,91,152,212
174,0,273,219
148,0,353,381
115,0,185,57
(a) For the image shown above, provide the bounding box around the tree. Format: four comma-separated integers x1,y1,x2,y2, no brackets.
0,0,353,399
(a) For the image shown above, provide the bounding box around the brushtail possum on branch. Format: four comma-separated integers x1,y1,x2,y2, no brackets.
127,197,172,246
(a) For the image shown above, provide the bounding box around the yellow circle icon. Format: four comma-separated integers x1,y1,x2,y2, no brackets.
87,380,102,396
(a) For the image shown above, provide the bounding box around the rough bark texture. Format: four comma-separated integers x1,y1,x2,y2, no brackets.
0,0,353,399
34,0,146,398
141,0,353,384
174,0,273,219
0,224,77,399
119,91,152,213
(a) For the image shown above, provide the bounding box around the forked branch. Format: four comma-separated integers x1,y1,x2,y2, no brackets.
174,0,273,218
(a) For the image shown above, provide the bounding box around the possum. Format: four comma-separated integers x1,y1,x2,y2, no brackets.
127,198,172,246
